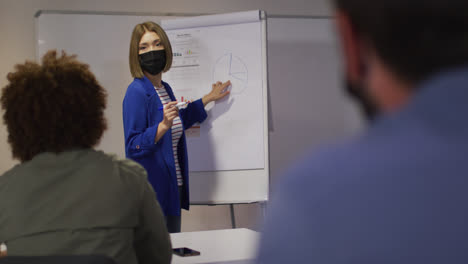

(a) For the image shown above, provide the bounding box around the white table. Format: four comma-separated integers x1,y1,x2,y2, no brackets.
170,228,259,264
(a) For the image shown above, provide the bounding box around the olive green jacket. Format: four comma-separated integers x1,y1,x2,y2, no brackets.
0,149,171,264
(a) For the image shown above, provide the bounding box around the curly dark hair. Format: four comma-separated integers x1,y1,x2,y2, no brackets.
1,50,107,162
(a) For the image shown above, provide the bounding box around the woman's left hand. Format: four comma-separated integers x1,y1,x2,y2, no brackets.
202,80,231,106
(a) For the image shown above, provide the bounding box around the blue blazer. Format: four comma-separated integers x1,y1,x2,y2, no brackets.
122,76,207,216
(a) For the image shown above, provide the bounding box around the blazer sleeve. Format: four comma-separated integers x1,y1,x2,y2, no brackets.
123,84,159,158
179,98,208,130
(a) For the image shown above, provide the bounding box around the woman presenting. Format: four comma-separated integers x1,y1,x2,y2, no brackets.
123,21,230,233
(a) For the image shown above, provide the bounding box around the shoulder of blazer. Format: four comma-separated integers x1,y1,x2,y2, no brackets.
129,76,156,97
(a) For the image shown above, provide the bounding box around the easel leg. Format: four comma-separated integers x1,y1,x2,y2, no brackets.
260,201,267,221
230,204,236,229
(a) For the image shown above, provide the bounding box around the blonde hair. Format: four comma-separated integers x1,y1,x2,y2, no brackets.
129,21,173,78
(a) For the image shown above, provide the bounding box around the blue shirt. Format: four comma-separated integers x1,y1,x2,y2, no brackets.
122,76,207,216
257,67,468,264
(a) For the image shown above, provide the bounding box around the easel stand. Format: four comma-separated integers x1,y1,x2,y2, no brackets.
193,201,268,229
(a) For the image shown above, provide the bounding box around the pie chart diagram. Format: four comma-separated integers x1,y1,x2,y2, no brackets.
213,53,248,95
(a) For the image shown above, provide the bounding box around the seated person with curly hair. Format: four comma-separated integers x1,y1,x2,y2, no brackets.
0,50,172,264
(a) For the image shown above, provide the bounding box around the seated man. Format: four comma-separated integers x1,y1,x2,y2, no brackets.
0,51,172,264
257,0,468,263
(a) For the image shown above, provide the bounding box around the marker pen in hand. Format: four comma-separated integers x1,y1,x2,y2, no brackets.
175,102,188,109
158,102,188,111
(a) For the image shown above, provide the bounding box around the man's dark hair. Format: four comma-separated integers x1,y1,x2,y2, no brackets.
334,0,468,84
1,50,107,162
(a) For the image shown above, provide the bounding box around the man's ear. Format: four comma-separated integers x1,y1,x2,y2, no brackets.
335,10,364,83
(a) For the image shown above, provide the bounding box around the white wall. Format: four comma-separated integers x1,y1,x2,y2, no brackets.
0,0,333,231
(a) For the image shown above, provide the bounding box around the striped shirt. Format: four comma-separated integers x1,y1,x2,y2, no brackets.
155,85,184,186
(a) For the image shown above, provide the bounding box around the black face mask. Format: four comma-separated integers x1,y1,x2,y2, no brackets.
345,79,379,121
139,50,166,76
